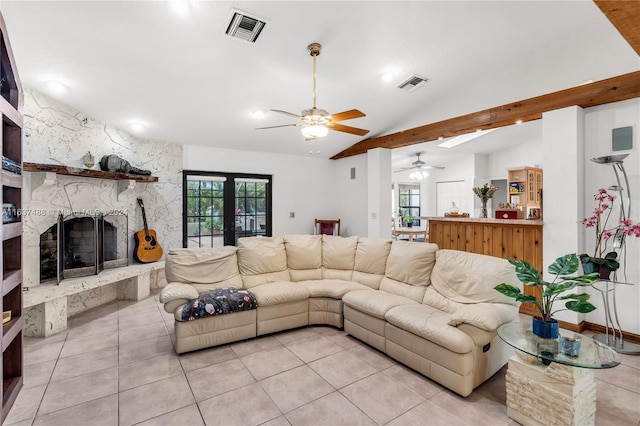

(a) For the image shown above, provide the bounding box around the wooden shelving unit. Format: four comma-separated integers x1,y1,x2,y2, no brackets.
0,12,24,422
507,166,543,219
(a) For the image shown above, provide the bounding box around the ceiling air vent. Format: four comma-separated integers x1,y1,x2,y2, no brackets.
397,74,429,93
225,10,266,43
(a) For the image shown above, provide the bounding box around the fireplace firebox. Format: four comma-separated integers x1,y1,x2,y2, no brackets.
40,212,129,283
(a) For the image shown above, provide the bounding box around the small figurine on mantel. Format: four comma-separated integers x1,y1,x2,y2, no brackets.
82,151,95,169
99,154,151,175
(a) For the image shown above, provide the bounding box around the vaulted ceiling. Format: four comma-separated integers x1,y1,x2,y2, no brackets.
2,1,638,163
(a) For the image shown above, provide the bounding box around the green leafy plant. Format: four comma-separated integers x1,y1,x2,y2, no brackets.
402,215,416,225
204,217,223,231
494,254,599,322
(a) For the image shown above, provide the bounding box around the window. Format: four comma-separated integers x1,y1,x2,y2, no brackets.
183,171,272,248
398,184,420,226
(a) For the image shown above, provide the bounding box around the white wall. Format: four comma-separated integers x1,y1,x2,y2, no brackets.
485,138,543,179
423,155,476,217
582,98,640,334
183,146,368,237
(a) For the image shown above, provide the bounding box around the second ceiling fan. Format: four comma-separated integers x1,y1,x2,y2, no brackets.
256,43,369,140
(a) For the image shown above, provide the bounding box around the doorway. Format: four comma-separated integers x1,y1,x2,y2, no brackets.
183,171,272,248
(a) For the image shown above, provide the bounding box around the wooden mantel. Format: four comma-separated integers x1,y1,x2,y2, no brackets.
23,162,159,182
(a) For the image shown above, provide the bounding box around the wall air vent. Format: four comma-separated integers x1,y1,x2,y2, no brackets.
225,10,266,43
397,74,429,92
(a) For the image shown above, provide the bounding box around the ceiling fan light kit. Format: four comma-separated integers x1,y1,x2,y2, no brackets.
256,42,369,140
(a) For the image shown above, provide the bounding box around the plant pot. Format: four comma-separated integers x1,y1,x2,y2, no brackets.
532,316,559,339
406,222,413,228
598,265,611,280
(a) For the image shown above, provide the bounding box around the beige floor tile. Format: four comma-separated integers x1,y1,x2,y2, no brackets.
118,321,168,345
428,389,511,426
58,330,118,358
119,374,195,426
118,308,165,329
38,367,118,416
347,344,396,371
32,394,117,426
285,391,375,426
619,352,640,370
66,316,118,340
308,351,377,389
50,346,118,383
163,319,175,334
241,346,304,381
595,379,640,425
260,365,334,414
325,332,361,349
23,331,68,348
118,334,174,364
69,302,120,326
286,335,344,363
274,328,320,345
382,365,445,400
2,384,47,425
230,335,283,358
24,340,64,366
119,352,183,391
340,372,424,425
136,404,204,426
595,363,640,394
187,358,256,401
386,400,466,426
260,416,292,426
22,359,56,389
198,383,281,426
178,345,237,373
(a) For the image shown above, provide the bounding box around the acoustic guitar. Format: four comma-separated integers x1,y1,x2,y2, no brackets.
134,197,163,263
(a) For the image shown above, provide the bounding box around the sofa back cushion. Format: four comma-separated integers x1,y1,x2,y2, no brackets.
321,235,358,280
165,247,243,290
284,234,322,281
384,241,438,286
352,237,392,289
429,249,519,306
238,237,290,288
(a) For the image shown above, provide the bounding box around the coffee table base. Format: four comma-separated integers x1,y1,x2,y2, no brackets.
505,356,596,426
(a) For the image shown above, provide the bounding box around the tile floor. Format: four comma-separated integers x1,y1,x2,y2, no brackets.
5,292,640,426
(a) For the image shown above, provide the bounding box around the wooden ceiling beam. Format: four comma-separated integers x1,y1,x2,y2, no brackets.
595,0,640,56
330,70,640,160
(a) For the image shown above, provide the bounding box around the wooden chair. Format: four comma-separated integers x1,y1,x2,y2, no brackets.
391,217,407,240
315,219,341,236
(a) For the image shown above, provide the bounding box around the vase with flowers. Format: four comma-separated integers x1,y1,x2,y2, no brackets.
580,188,640,280
472,183,498,218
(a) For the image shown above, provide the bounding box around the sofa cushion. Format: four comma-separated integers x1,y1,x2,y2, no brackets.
165,247,241,286
379,277,426,303
354,238,392,275
284,234,322,281
447,303,519,331
300,279,371,299
180,288,258,321
322,235,358,279
429,249,519,305
238,237,290,287
342,289,417,320
249,281,310,306
384,241,438,286
385,304,475,354
160,282,199,303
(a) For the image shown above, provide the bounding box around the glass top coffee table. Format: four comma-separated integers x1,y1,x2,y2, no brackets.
498,322,620,369
497,322,620,426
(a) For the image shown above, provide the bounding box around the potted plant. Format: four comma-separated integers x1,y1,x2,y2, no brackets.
472,183,498,218
494,253,598,339
580,188,639,279
402,215,417,227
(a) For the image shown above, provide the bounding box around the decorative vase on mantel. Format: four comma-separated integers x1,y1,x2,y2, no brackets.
480,199,488,218
532,316,559,339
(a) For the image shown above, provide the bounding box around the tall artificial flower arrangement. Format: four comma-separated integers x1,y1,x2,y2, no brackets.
580,188,640,278
472,183,498,218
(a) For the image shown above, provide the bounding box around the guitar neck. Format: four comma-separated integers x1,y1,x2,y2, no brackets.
138,199,151,237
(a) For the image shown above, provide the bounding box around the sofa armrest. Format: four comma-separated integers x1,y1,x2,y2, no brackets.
160,282,199,304
447,303,519,332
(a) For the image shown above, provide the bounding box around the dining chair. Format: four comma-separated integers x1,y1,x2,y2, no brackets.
315,218,341,236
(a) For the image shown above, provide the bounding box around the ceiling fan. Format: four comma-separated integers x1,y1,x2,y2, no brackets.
256,42,369,140
395,153,445,178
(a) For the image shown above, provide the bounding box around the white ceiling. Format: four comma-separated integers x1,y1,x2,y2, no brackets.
2,1,638,163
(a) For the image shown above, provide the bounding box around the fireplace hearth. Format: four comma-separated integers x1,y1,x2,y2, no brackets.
40,211,129,283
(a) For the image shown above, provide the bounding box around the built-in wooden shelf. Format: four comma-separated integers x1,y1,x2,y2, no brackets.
23,162,159,182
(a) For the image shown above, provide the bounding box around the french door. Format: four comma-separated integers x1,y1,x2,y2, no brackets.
183,171,272,248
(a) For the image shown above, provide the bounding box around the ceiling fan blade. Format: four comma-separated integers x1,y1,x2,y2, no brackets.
255,123,300,130
329,109,366,123
270,109,302,119
423,165,446,170
329,123,369,136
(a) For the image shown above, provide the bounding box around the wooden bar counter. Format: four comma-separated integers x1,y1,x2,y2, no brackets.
424,216,543,316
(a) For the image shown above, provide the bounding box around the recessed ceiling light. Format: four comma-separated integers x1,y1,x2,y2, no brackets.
251,109,265,119
169,0,190,17
515,119,523,125
130,122,145,133
381,71,395,83
46,80,66,94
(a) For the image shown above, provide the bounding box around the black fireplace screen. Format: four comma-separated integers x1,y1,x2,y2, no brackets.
40,212,128,283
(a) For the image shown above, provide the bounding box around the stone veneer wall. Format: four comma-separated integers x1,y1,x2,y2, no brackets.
21,88,182,298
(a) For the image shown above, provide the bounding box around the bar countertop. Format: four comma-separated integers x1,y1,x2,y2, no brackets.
421,216,543,226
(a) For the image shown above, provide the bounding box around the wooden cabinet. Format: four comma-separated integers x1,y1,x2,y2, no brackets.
0,12,24,422
508,167,542,218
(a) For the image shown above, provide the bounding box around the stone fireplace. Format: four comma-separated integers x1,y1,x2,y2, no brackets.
40,212,128,283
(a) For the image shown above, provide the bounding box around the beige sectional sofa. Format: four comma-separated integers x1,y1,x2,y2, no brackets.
160,234,521,396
